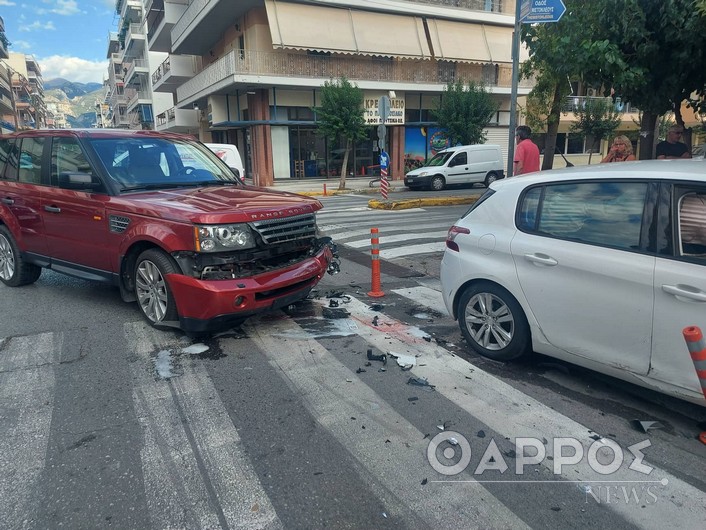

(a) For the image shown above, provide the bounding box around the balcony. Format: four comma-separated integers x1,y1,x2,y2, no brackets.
124,59,150,87
123,23,146,59
117,0,143,23
147,0,189,53
172,0,249,56
106,31,120,58
126,89,152,112
177,49,531,106
155,106,199,133
0,93,12,113
404,0,512,15
152,54,200,93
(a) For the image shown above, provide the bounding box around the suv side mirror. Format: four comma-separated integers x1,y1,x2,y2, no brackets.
58,172,103,191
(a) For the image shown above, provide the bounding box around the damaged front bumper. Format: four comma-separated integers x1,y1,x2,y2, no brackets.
167,237,340,332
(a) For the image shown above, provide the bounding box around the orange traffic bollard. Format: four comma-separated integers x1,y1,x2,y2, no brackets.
367,228,384,298
682,326,706,445
323,183,327,196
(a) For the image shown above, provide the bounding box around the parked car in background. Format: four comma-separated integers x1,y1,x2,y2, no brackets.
0,129,338,334
404,144,504,191
693,144,705,159
205,143,245,182
441,160,706,406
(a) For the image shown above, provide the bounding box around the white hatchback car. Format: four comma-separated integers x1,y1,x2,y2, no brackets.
440,160,706,406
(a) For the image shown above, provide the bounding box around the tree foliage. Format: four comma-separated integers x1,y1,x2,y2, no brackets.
314,77,367,190
431,80,498,145
569,98,622,164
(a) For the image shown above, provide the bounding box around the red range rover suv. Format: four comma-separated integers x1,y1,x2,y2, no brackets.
0,129,339,333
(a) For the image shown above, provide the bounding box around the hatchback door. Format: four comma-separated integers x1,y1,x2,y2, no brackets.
511,180,654,374
650,186,706,394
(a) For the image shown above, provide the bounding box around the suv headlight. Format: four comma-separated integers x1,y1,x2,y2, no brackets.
194,224,256,252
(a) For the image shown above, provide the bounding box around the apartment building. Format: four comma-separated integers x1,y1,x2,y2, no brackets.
2,52,46,131
0,16,15,133
104,0,172,130
144,0,530,185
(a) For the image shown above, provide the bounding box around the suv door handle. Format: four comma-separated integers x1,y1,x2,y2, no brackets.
524,253,558,266
1,197,14,205
662,284,706,302
44,205,61,213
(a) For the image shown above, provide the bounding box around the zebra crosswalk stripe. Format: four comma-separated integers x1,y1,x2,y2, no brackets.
125,322,282,530
334,297,706,528
246,317,530,529
0,333,58,527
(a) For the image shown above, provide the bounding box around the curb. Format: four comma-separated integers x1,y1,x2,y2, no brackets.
294,187,403,197
368,196,479,210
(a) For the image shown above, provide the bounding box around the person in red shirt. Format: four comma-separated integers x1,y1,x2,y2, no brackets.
513,125,540,176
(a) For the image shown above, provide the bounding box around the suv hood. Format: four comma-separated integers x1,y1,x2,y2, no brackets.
109,185,322,224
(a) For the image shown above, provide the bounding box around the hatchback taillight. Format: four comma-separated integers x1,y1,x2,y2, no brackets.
446,225,470,252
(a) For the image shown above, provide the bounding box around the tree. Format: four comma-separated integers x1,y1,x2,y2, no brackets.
569,98,622,164
520,1,630,169
313,77,367,190
431,80,498,145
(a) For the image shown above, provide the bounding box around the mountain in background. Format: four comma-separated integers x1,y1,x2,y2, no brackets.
44,78,105,128
44,78,103,99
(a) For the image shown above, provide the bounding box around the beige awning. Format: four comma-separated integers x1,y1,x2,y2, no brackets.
264,0,431,59
426,19,514,64
483,25,513,64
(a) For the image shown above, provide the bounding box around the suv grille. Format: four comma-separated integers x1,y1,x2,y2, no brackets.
109,215,131,233
250,213,317,244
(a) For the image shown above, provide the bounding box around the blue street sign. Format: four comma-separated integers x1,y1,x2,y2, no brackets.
379,151,389,171
521,0,566,23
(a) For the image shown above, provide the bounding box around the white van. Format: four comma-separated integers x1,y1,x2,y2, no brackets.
205,143,245,182
404,144,504,191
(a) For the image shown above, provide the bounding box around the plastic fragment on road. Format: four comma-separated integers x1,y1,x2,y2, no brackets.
389,351,416,370
407,376,435,390
322,307,350,319
631,420,664,433
181,343,209,355
367,348,387,365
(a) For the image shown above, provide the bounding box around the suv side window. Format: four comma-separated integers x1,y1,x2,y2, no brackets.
677,191,706,260
0,138,11,179
4,140,19,181
18,137,45,184
519,181,648,250
51,137,93,187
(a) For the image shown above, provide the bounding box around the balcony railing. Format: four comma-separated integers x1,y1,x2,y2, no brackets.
406,0,510,14
562,96,639,115
179,49,529,103
152,56,171,85
173,0,210,46
156,106,177,127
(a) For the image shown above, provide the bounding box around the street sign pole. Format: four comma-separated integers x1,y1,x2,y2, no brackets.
507,0,523,178
377,96,391,199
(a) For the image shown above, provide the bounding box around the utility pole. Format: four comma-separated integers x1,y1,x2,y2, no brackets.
507,0,522,178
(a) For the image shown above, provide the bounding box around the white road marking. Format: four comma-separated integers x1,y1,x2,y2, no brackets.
125,323,282,530
391,286,450,316
337,297,706,529
247,317,529,529
379,242,446,259
346,231,449,249
0,333,57,527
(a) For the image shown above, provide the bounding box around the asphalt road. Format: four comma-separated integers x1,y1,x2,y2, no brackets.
1,205,705,528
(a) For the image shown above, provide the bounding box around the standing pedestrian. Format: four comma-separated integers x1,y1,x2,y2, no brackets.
656,125,691,159
513,125,540,176
601,135,636,163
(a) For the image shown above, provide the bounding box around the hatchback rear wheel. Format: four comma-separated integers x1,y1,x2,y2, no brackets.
457,282,530,361
0,226,41,287
134,248,179,327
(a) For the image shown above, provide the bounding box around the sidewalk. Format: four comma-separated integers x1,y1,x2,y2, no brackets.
247,177,480,210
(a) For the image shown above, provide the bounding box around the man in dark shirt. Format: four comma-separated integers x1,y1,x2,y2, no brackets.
656,125,692,159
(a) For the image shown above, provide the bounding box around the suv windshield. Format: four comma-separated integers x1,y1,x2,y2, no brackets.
426,152,454,167
88,137,239,192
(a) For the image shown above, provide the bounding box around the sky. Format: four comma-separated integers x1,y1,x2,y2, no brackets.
0,0,118,84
